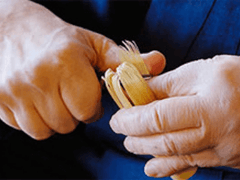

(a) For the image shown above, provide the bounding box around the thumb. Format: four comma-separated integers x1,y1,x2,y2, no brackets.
82,28,166,75
141,50,166,76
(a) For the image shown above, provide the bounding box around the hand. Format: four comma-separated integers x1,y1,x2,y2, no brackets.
110,55,240,177
0,0,165,140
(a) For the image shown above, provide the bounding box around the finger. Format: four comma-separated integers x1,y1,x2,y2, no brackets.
144,149,220,178
145,156,195,178
124,126,209,156
76,28,121,71
0,90,21,130
141,50,166,76
110,96,201,136
81,28,166,75
147,59,204,99
0,103,20,130
60,58,102,123
15,102,54,140
83,100,104,124
32,87,79,134
2,72,79,134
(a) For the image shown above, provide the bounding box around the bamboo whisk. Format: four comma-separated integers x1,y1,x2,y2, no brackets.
102,41,197,180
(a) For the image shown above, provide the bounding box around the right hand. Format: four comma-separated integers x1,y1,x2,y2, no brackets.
0,0,166,140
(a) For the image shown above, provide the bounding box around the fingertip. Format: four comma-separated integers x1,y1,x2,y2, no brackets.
83,101,104,124
123,136,135,153
145,156,198,179
29,130,55,141
144,159,160,177
142,50,166,76
145,157,179,178
109,116,120,134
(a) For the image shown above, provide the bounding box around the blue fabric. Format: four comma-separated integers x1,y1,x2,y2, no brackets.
79,0,240,179
1,0,240,179
139,0,216,70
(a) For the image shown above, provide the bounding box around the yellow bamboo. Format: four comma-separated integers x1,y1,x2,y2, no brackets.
117,62,156,106
119,40,150,76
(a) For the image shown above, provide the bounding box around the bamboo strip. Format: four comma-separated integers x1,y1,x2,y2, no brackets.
116,62,156,106
119,40,150,76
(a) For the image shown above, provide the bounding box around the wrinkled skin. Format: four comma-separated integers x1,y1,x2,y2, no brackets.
0,0,165,140
110,55,240,177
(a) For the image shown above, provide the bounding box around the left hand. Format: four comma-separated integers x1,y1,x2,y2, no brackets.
110,55,240,177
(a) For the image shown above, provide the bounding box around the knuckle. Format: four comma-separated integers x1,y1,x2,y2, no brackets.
212,54,221,60
181,155,196,167
153,106,164,133
162,135,178,155
153,102,169,133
